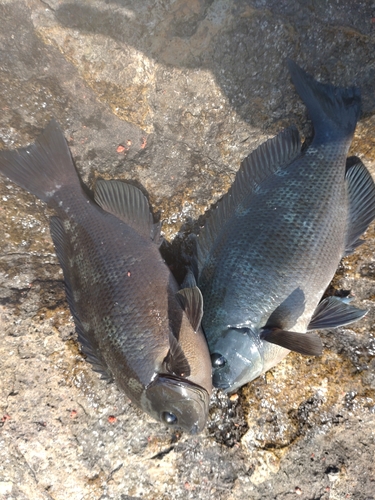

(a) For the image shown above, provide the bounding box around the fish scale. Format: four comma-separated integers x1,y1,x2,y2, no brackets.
52,191,185,388
203,149,346,322
0,121,212,433
197,61,375,392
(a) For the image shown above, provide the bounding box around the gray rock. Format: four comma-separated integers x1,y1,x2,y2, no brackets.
0,0,374,498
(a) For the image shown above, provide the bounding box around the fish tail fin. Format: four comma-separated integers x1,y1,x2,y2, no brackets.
0,120,81,205
287,60,361,143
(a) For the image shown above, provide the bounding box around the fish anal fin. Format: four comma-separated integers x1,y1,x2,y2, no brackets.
260,327,322,356
176,286,203,332
165,331,191,378
308,296,367,331
344,157,375,255
50,216,113,381
94,180,161,243
197,126,301,271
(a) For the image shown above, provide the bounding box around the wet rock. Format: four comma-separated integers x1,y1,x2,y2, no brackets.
0,0,374,499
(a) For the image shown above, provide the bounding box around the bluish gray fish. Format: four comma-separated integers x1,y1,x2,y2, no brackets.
196,60,375,393
0,121,212,433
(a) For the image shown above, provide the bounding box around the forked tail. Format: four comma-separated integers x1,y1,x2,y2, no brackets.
0,120,81,205
287,60,361,144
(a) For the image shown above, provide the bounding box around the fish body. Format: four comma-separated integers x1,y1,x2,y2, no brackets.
197,61,375,393
0,121,212,433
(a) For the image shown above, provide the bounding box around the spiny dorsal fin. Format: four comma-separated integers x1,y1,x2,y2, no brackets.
308,296,367,331
197,126,301,271
260,327,322,356
94,180,161,242
165,331,191,377
344,157,375,255
49,216,113,380
176,286,203,332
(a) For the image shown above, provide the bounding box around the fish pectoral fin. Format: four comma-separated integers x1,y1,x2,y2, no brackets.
260,327,323,356
50,216,113,381
176,286,203,332
94,179,161,243
344,157,375,255
308,296,367,331
165,331,191,378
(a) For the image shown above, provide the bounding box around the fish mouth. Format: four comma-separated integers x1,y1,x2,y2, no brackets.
189,423,200,435
209,326,264,392
161,375,210,433
212,372,231,391
145,374,210,434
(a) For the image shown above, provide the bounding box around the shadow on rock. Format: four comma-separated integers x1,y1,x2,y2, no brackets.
55,0,375,133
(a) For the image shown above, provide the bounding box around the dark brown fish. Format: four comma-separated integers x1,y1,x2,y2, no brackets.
0,121,212,433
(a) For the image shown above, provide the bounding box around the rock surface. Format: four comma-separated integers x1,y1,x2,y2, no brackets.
0,1,375,499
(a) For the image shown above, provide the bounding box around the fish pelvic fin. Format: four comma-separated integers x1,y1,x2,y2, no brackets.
0,120,81,205
197,126,301,272
260,327,323,356
344,157,375,255
287,59,361,143
94,179,161,243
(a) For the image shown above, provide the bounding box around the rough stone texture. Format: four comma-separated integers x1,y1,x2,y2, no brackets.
0,1,375,499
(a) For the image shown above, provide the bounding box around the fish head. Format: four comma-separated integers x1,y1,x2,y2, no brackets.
143,374,210,434
209,327,264,393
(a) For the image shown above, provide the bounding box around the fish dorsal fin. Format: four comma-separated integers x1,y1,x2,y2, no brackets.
197,126,301,271
308,296,367,331
176,286,204,332
49,217,113,380
165,331,191,378
260,327,322,356
94,180,161,242
344,157,375,255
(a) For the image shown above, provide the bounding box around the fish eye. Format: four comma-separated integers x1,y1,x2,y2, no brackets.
211,352,227,368
162,411,178,425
